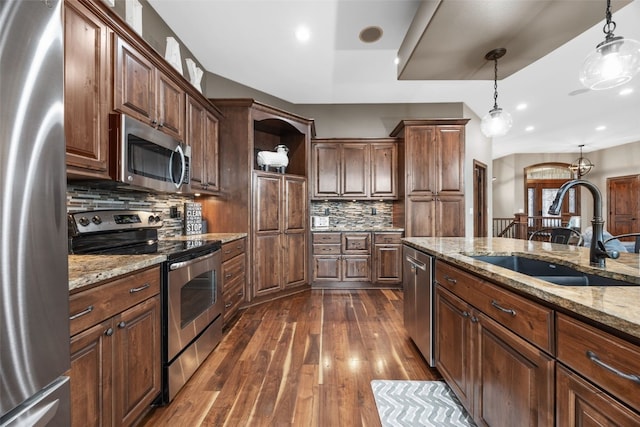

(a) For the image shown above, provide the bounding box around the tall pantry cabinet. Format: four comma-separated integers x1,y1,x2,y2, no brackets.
391,119,470,237
200,99,313,302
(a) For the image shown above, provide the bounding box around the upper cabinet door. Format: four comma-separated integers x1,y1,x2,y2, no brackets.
341,144,369,198
64,0,111,179
113,35,185,140
312,143,341,198
156,72,184,140
436,126,465,195
405,126,437,196
284,176,307,232
370,142,397,199
114,35,156,123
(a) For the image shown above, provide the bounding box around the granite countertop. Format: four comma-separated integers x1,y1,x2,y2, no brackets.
403,237,640,340
68,232,247,293
311,227,405,232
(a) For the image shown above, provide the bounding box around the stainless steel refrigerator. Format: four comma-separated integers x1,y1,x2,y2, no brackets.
1,0,70,425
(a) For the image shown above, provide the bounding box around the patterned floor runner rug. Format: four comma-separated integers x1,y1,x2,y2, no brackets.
371,380,476,427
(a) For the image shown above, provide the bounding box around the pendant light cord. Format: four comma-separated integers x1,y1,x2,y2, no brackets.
493,57,499,110
603,0,617,40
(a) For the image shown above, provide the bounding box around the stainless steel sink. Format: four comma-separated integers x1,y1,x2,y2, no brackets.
470,255,635,286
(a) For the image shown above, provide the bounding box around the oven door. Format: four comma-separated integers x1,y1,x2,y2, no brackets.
166,250,222,362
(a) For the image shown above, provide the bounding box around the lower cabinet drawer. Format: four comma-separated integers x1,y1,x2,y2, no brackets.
222,238,246,262
556,313,640,412
223,275,244,322
312,244,341,255
69,267,160,336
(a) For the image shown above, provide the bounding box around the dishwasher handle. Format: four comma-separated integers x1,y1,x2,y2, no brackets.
406,255,427,271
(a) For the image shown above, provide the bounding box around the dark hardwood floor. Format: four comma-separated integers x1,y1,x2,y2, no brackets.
140,289,440,426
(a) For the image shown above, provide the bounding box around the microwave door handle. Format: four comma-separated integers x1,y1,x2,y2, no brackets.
170,145,186,188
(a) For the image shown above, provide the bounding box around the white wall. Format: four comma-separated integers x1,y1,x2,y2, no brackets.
463,104,493,236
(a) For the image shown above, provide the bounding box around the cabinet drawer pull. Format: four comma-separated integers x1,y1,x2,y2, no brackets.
225,302,232,309
443,275,457,284
491,300,517,316
70,305,94,320
237,245,243,249
224,249,232,254
105,328,114,337
129,283,150,293
586,351,640,384
237,291,243,297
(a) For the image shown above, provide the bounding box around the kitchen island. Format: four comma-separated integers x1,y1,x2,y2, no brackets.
403,236,640,339
404,236,640,427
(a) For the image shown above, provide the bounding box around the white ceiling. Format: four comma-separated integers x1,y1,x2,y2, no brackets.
147,0,640,159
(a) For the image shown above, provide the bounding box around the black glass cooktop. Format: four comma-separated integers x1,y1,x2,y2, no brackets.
69,228,221,261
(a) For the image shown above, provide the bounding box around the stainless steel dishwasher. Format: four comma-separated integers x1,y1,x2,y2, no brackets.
403,245,435,366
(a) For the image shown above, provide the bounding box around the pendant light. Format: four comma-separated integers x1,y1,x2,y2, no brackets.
579,0,640,90
568,145,594,178
480,48,513,138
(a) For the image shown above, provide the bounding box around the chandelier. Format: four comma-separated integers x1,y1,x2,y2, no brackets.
480,48,513,138
569,145,594,178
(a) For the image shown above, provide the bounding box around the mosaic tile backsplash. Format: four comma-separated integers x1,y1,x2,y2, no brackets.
68,185,395,237
67,184,194,238
310,200,393,228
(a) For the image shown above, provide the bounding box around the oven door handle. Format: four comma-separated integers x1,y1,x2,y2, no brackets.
169,251,218,270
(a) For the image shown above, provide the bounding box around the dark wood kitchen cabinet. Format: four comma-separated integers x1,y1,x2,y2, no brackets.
391,120,469,236
186,95,220,194
311,139,397,200
221,237,246,326
556,313,640,424
69,267,161,427
201,99,313,303
435,261,554,427
113,35,184,140
253,172,307,297
312,232,371,283
372,232,403,284
64,0,111,179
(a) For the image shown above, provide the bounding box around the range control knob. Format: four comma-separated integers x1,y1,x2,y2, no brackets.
154,215,161,223
78,216,90,227
148,215,155,224
92,215,102,225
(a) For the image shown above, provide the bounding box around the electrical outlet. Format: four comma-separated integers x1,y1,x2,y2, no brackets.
371,208,377,215
324,208,330,215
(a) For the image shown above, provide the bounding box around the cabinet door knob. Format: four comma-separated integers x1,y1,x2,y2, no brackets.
105,328,114,336
117,321,126,329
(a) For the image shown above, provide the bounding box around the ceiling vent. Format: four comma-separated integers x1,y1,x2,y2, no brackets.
359,26,383,43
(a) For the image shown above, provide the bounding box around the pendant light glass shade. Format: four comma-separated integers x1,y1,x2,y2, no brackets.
580,37,640,90
481,107,513,137
480,48,512,138
579,0,640,90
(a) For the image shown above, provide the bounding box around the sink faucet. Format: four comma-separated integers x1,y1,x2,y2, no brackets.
548,179,619,267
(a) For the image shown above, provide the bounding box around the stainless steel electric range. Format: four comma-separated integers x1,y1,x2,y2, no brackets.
68,209,223,403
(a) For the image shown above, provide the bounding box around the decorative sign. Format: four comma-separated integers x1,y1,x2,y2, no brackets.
165,37,183,75
184,202,203,235
185,58,203,92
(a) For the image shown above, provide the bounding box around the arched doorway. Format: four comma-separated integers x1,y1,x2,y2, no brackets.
524,163,580,229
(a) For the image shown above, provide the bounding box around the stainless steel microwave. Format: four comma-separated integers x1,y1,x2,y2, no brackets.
110,114,190,193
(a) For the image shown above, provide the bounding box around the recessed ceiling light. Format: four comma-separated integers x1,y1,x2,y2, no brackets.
295,25,310,43
359,26,383,43
516,103,528,111
525,126,535,132
619,87,634,95
595,125,606,131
